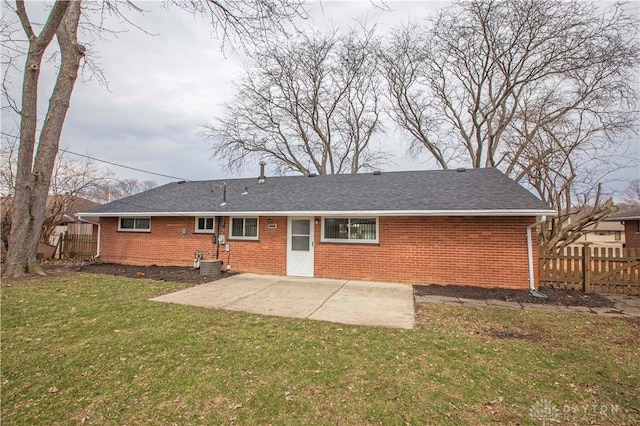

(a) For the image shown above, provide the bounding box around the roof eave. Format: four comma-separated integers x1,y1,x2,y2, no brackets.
605,216,640,221
79,209,557,218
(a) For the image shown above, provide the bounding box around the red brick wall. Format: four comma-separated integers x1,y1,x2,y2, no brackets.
99,217,217,267
224,217,287,275
99,216,287,274
313,216,536,290
624,220,640,249
99,215,537,289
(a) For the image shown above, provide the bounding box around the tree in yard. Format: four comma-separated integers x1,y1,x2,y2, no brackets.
381,0,639,248
1,0,305,277
3,0,85,276
0,133,20,199
39,151,108,244
0,136,144,249
205,24,387,175
86,179,157,204
619,179,640,208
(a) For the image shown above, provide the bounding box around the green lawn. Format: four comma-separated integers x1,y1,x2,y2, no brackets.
1,274,638,425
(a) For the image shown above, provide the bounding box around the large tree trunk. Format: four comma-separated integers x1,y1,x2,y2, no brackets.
5,0,84,277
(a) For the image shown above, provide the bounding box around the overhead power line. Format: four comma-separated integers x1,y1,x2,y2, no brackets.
59,148,191,182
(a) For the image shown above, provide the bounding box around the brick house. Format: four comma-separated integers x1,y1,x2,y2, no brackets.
605,208,640,250
80,168,555,290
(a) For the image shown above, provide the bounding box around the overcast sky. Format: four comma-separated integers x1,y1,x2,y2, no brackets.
2,0,638,194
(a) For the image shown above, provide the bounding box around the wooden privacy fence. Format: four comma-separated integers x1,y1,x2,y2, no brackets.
59,232,97,260
539,245,640,295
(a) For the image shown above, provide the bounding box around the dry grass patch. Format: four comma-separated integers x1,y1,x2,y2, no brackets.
1,274,638,425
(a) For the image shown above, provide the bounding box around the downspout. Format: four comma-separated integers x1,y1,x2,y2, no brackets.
96,223,101,257
215,216,221,260
527,216,547,298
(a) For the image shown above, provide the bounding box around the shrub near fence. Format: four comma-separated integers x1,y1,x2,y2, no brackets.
540,244,640,295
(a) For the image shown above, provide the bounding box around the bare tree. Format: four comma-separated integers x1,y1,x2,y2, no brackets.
1,138,110,246
381,0,639,248
39,151,111,243
0,131,19,197
1,139,159,244
3,0,85,276
2,0,305,277
87,179,157,204
205,24,387,175
620,179,640,208
119,179,157,197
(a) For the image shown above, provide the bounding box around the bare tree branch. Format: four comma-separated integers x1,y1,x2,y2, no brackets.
620,179,640,208
382,0,639,248
205,23,387,175
2,0,307,277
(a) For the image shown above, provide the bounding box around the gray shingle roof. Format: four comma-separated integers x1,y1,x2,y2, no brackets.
81,168,555,217
606,207,640,221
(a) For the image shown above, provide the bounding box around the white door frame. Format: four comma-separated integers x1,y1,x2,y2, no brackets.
286,217,315,277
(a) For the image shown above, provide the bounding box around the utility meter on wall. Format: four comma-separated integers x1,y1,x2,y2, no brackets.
217,234,226,244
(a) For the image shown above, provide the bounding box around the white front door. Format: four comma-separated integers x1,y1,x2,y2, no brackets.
286,217,314,277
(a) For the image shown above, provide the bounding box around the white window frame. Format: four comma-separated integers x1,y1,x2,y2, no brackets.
229,217,259,240
118,217,151,232
194,217,215,234
321,217,379,244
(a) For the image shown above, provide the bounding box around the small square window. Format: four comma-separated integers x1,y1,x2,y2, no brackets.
135,218,150,230
230,217,258,240
120,218,135,229
195,217,215,233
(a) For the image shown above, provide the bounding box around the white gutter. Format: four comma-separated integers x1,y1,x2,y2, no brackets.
526,216,547,292
77,216,99,225
79,209,558,218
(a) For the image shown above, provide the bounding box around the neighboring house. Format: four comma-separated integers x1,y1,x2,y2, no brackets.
80,168,555,290
605,208,640,249
571,220,625,249
1,195,100,259
46,196,100,258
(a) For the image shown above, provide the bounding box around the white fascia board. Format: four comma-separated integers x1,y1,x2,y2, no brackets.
605,216,640,221
303,209,558,217
80,209,557,218
79,212,219,218
79,212,166,218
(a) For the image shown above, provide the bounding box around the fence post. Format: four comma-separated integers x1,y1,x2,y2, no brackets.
582,243,591,293
60,231,66,260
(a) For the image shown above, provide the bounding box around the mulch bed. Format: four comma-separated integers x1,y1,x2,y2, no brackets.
85,263,614,308
79,262,228,284
4,261,615,309
413,284,615,308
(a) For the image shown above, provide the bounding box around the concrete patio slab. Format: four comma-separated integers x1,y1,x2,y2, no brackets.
224,279,345,318
151,273,283,309
150,273,414,329
308,280,415,329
